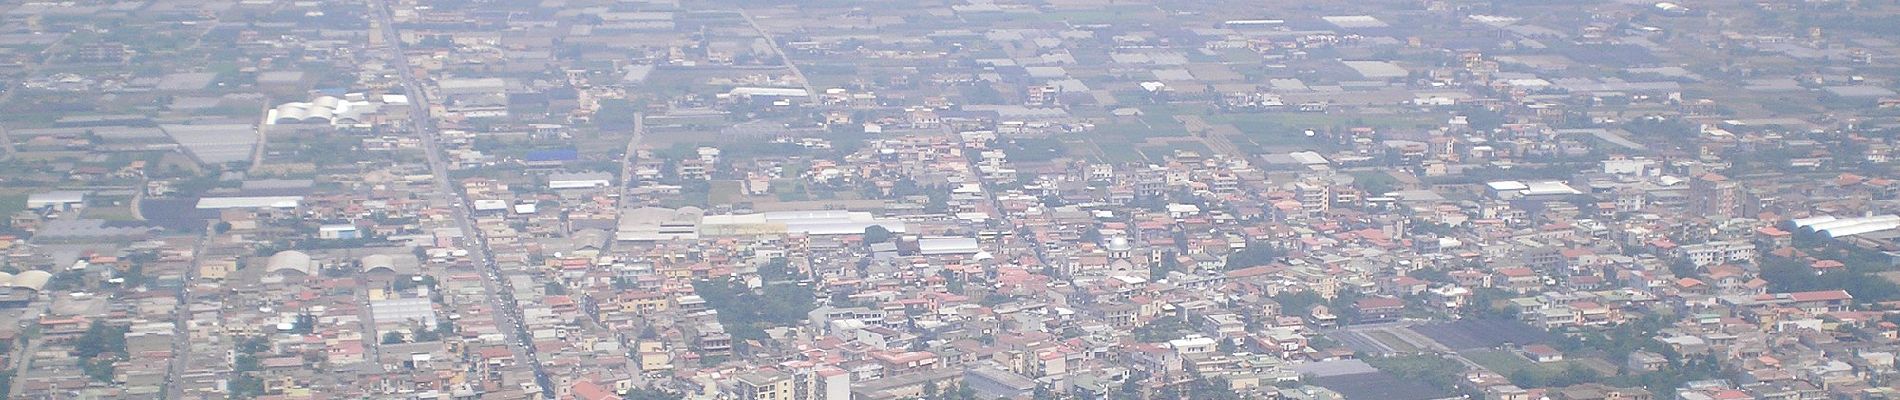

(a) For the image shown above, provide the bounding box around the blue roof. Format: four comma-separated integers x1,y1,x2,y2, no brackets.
524,149,579,162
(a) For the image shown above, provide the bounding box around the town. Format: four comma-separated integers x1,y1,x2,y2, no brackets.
0,0,1899,400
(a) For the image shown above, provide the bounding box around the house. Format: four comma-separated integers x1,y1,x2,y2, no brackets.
1547,383,1653,400
571,380,622,400
1520,344,1564,363
1352,297,1405,324
1627,351,1667,372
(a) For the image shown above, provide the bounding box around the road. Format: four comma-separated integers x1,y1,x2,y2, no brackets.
369,1,553,397
0,30,75,159
952,129,1052,268
737,10,816,100
160,228,209,399
618,112,645,204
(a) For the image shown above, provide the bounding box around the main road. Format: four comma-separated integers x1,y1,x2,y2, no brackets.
737,10,816,101
369,1,553,397
159,230,209,400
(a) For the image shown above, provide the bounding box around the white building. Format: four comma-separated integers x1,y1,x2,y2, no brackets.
26,191,86,211
1676,240,1756,267
547,171,614,190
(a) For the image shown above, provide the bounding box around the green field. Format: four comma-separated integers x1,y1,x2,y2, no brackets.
1367,331,1421,353
0,194,24,217
1139,141,1213,161
1463,348,1608,377
1462,349,1542,377
709,180,744,205
1207,112,1437,140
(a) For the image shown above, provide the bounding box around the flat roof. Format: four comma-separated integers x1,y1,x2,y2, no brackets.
196,196,302,209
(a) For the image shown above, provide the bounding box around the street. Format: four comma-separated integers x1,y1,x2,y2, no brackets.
369,0,553,397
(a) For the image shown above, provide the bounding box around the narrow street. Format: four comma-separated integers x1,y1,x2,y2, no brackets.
369,0,553,396
159,227,209,399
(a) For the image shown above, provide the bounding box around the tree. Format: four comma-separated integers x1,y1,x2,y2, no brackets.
436,318,457,337
955,382,977,400
1271,291,1326,314
924,189,951,214
1032,384,1058,400
1081,228,1103,243
382,331,405,344
692,276,817,349
234,354,260,373
415,322,441,342
75,321,128,361
78,358,115,383
942,270,966,295
757,258,796,282
863,225,893,244
1151,253,1178,280
1364,354,1468,393
230,374,266,399
1224,246,1283,270
922,380,941,400
237,336,269,354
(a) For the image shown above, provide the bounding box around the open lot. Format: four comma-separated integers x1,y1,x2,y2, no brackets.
1309,372,1459,400
1366,330,1423,353
1409,319,1555,351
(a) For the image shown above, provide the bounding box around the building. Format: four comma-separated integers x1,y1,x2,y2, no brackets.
735,370,797,400
319,224,361,240
25,191,86,211
1353,297,1405,324
1675,240,1755,267
1520,344,1565,363
1688,173,1739,219
548,171,614,189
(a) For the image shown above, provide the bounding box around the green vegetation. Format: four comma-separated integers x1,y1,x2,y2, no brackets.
1349,171,1401,196
692,258,815,352
1461,349,1599,387
1761,239,1900,302
229,336,271,398
1138,141,1212,161
1133,317,1192,342
0,369,13,399
1363,354,1469,394
708,180,744,204
1366,331,1421,353
863,225,893,244
959,84,1006,105
74,321,128,383
0,194,25,217
1000,138,1067,163
1223,246,1284,270
1271,289,1362,321
596,99,641,131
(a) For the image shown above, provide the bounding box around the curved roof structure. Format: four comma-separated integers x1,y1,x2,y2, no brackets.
12,270,52,291
268,250,314,276
361,254,396,273
268,96,376,125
